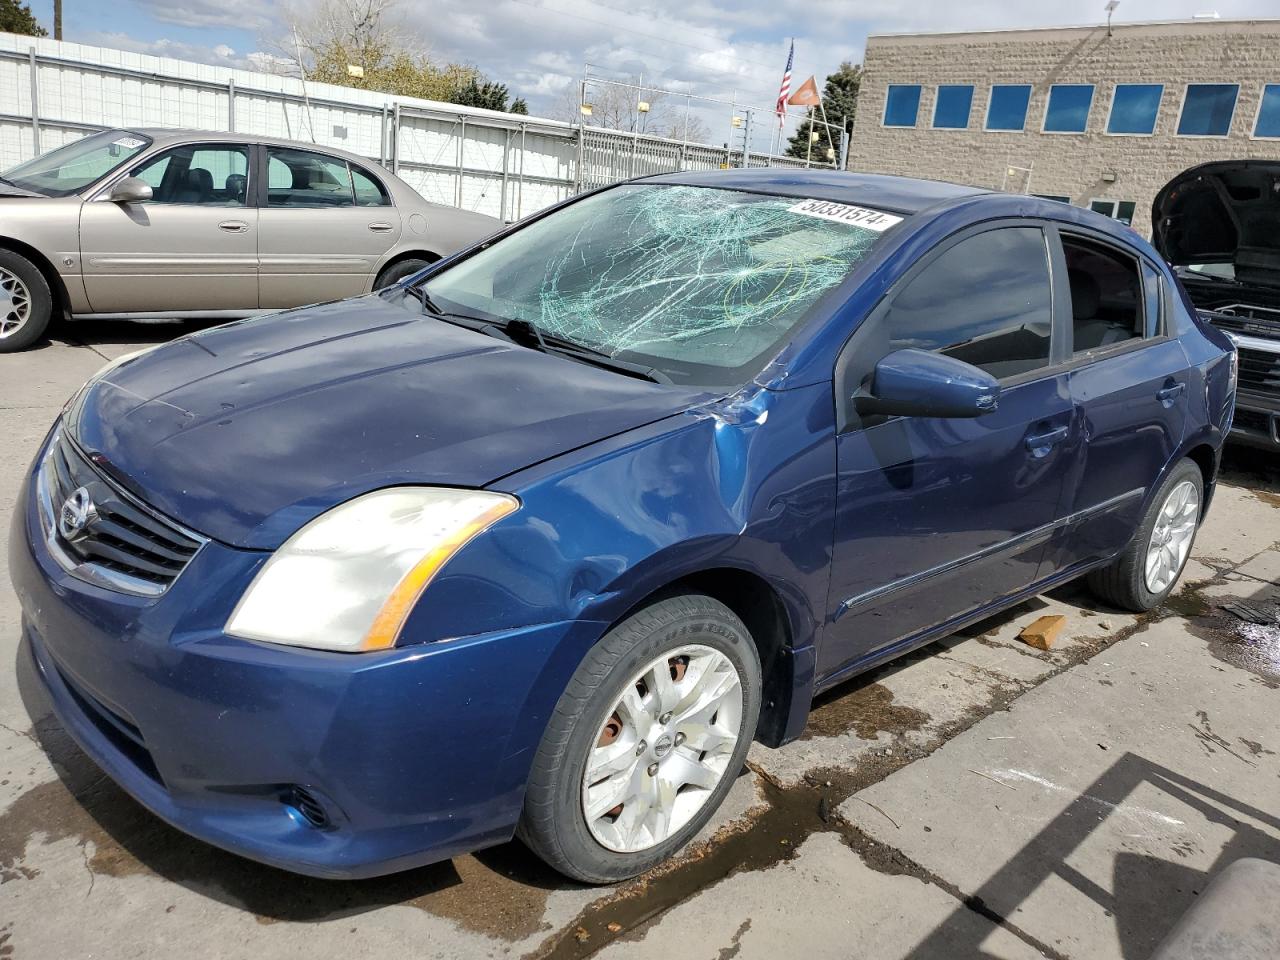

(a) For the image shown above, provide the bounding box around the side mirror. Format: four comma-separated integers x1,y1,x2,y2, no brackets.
855,348,1000,419
107,177,152,203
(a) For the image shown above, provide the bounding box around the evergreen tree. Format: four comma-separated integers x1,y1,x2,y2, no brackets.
0,0,47,36
786,62,862,163
450,78,517,112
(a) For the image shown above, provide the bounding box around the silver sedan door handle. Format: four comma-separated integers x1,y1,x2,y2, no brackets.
368,222,394,233
219,220,249,233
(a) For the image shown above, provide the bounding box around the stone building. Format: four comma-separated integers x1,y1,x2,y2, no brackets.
846,18,1280,234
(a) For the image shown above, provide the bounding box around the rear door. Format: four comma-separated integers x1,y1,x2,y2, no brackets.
256,146,402,308
79,142,257,312
1039,230,1189,572
823,223,1077,678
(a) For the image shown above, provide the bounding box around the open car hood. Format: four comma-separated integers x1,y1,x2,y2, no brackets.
1152,160,1280,289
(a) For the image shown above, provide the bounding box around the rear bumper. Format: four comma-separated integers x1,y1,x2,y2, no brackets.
10,462,606,879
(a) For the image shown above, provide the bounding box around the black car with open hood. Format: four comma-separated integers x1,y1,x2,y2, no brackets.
1153,160,1280,450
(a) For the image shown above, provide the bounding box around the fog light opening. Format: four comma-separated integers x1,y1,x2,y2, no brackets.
284,785,330,829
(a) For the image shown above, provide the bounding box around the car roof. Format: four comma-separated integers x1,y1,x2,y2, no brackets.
641,169,991,215
124,128,379,167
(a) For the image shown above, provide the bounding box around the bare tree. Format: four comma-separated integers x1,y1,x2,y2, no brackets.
555,78,712,143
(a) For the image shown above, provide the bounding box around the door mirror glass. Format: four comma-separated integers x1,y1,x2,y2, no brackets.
108,176,153,203
855,348,1000,419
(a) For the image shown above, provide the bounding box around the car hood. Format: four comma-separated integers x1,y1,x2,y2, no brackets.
1152,160,1280,289
69,296,708,549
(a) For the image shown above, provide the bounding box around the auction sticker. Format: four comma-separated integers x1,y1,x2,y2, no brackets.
788,199,903,232
113,136,147,149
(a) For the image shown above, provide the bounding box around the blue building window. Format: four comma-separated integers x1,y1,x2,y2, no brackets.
1254,84,1280,138
986,84,1032,131
884,85,922,127
1178,84,1238,136
1043,84,1095,133
932,85,974,129
1107,84,1163,135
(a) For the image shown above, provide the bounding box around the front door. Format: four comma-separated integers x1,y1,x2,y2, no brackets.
79,142,257,312
823,224,1075,679
1041,233,1190,571
256,146,402,308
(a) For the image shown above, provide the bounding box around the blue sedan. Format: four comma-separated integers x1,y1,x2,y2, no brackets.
9,170,1235,883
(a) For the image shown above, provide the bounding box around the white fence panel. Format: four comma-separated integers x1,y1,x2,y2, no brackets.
0,31,833,221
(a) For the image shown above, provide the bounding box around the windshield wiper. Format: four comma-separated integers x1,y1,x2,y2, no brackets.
400,285,496,330
504,319,672,384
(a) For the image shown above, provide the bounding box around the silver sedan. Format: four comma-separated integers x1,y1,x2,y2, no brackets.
0,128,502,351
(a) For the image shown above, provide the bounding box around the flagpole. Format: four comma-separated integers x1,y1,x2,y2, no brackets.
817,99,833,166
805,106,814,167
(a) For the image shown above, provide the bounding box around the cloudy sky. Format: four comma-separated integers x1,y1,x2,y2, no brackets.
24,0,1280,137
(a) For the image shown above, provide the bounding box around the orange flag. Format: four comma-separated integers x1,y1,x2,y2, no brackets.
788,76,821,107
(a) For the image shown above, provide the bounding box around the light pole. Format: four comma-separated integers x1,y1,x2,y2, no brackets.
1105,0,1120,37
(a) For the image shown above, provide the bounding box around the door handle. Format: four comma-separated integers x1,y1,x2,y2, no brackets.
1025,425,1069,457
218,220,249,233
1157,382,1186,406
368,222,394,233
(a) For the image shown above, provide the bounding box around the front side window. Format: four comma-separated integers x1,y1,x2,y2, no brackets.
418,184,895,388
1254,84,1280,138
1044,84,1095,133
933,85,974,129
128,145,249,205
267,148,356,207
1064,235,1144,354
878,227,1053,380
1,129,152,197
1178,84,1238,136
986,84,1032,131
1108,84,1164,135
884,85,922,127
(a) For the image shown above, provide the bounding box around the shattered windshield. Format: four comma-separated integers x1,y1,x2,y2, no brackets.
419,184,894,387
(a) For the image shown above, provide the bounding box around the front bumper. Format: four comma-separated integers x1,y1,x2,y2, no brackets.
10,455,606,879
1229,392,1280,451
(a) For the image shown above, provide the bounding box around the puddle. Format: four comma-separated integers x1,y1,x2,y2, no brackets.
528,765,873,960
798,682,930,741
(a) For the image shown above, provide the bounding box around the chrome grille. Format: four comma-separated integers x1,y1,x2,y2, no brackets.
1238,347,1280,395
36,429,204,596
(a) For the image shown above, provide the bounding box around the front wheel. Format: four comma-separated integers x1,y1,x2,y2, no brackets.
0,250,53,353
1087,458,1203,612
518,594,761,883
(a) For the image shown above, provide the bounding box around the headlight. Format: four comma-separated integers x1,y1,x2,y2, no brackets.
225,487,518,652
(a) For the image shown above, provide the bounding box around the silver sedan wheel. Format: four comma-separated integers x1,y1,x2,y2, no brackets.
1145,479,1199,594
0,267,32,340
582,644,743,854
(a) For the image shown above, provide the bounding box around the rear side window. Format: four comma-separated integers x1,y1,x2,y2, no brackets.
879,227,1053,379
1063,235,1145,354
351,166,390,206
267,148,355,207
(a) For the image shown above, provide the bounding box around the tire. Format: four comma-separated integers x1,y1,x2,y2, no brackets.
518,593,762,883
0,249,53,353
373,258,433,290
1086,458,1203,612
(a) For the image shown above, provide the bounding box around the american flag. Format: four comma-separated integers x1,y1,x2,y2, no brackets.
775,40,794,128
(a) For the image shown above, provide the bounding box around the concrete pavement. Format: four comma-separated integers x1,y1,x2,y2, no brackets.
1,319,1277,960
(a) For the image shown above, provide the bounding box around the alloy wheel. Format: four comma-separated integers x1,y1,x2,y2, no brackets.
581,644,743,854
1144,479,1199,594
0,267,32,340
